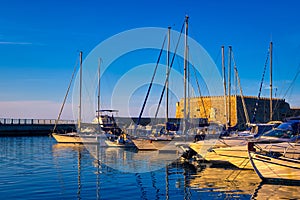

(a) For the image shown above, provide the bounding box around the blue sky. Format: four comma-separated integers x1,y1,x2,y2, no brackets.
0,0,299,119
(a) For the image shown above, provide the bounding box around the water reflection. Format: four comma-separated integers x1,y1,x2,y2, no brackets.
252,182,300,199
52,143,101,200
52,143,198,199
85,144,182,173
188,167,260,199
51,142,300,200
1,137,300,199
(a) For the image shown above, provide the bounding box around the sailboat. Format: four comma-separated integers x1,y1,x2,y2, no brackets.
132,17,191,151
131,26,174,151
187,42,289,169
52,52,100,144
90,59,135,148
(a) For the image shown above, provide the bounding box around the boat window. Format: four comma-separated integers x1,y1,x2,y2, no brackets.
276,122,293,130
262,129,293,138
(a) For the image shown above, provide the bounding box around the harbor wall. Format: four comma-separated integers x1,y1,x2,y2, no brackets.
175,95,291,129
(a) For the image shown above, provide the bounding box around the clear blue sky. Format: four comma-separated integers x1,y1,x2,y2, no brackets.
0,0,299,119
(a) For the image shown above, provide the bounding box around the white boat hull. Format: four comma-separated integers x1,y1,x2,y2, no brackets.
105,140,135,148
132,139,157,150
52,133,101,144
248,142,300,182
52,133,83,143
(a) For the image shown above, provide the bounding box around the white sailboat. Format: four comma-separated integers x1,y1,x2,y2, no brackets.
133,16,191,151
187,42,290,169
52,52,100,144
91,59,135,148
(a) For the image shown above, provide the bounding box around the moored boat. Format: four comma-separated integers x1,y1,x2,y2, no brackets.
52,132,83,143
189,120,300,169
248,141,300,182
132,138,159,151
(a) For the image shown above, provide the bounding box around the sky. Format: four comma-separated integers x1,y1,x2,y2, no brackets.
0,0,299,120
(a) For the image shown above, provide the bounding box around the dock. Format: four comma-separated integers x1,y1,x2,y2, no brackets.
0,118,76,136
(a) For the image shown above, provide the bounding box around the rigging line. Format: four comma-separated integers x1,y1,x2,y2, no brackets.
231,51,250,125
154,21,186,119
188,48,208,119
251,47,270,123
273,62,300,114
53,56,79,132
136,35,167,126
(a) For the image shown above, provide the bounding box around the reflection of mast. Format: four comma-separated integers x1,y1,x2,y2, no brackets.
95,144,100,200
165,165,169,200
77,149,81,199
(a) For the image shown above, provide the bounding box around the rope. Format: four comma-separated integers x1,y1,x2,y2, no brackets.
231,51,250,125
136,35,167,126
251,47,270,123
273,62,300,116
190,59,208,119
154,21,185,118
53,56,79,132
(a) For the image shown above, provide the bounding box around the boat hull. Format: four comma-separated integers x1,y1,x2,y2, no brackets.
52,133,83,143
105,140,136,148
208,145,252,169
248,143,300,182
132,139,157,150
52,133,101,144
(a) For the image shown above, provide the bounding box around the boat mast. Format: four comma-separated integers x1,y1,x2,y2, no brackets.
166,26,171,124
221,46,227,127
227,46,232,126
269,41,273,121
183,15,189,135
78,51,83,130
97,58,101,127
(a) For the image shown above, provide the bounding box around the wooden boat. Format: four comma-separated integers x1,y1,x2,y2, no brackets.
248,141,300,182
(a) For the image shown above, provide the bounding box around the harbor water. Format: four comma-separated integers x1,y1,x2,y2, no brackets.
0,136,299,199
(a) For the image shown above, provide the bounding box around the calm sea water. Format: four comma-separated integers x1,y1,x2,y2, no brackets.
0,136,299,200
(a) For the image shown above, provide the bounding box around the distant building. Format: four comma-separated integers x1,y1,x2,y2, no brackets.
175,95,292,129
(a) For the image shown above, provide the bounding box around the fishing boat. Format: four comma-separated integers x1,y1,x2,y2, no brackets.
248,140,300,183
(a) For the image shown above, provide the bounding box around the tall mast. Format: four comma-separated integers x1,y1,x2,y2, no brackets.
221,46,227,126
97,58,101,126
187,45,190,121
166,27,171,123
270,41,273,121
227,46,232,126
183,15,189,135
78,51,82,130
